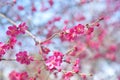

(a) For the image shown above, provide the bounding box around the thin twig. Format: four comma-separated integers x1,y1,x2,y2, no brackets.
86,17,104,28
40,32,60,44
65,47,75,55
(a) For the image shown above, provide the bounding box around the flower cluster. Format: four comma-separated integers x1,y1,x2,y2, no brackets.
0,37,17,60
7,37,17,49
0,42,7,59
1,22,28,61
41,46,50,54
6,25,19,37
9,71,28,80
63,71,73,80
60,24,85,41
16,51,33,65
6,22,27,37
72,58,80,73
45,51,63,71
60,24,96,41
86,27,94,35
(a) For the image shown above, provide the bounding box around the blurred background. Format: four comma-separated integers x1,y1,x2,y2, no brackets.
0,0,120,80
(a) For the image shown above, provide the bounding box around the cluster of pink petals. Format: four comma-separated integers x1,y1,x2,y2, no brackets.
86,27,94,35
6,22,27,37
17,5,24,11
6,25,19,37
1,22,28,60
73,58,80,73
74,24,85,34
7,37,17,49
9,71,28,80
45,51,63,71
60,24,85,41
16,51,33,65
0,37,17,60
63,71,73,80
0,42,6,59
0,38,16,58
41,46,50,54
18,22,28,34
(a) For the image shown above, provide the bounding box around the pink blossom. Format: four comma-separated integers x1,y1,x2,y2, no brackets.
73,58,80,73
41,46,50,54
6,25,19,37
63,71,73,80
86,27,94,35
18,22,28,34
7,37,17,49
16,51,33,65
18,5,24,10
60,28,77,41
0,42,8,59
48,0,54,6
46,51,63,71
31,3,36,12
60,24,85,41
105,52,116,61
74,24,85,34
9,71,28,80
6,22,27,37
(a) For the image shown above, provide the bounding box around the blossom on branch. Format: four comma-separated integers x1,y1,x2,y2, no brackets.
16,51,33,65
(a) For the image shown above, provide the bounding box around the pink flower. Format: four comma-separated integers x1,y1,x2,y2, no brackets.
9,71,28,80
46,51,63,71
31,3,36,12
60,24,85,41
60,27,77,41
18,22,28,34
66,28,77,40
65,57,71,63
18,5,24,10
63,71,73,80
0,42,9,59
29,77,36,80
48,0,54,6
53,17,61,22
105,52,116,61
6,22,28,37
7,37,17,49
108,44,117,52
6,25,19,37
81,74,87,80
16,51,33,65
41,46,50,54
74,24,85,34
86,27,94,35
73,59,80,73
92,53,103,59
